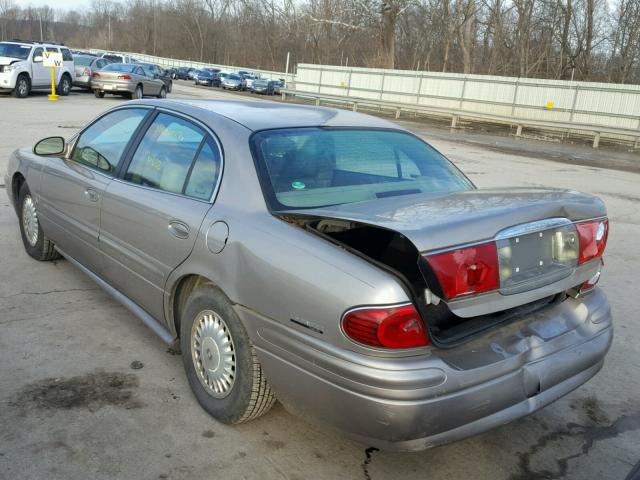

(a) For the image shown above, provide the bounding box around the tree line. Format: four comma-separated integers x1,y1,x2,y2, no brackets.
1,0,640,83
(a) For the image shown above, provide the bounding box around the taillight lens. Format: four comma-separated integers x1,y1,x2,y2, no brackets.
91,72,100,78
82,67,91,76
342,304,429,349
425,242,499,300
576,218,608,264
118,74,132,80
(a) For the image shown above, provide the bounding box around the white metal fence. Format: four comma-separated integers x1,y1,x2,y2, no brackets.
85,48,294,83
294,64,640,133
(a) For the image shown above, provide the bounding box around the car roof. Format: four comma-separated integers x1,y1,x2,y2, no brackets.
132,99,400,132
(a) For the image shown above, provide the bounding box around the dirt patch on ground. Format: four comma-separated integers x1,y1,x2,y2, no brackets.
11,370,144,413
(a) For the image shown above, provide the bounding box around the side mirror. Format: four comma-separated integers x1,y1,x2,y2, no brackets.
33,136,65,156
33,55,43,63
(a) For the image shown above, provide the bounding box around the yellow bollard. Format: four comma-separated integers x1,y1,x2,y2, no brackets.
48,66,58,101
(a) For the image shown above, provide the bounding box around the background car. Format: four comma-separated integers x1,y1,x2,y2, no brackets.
73,54,111,90
165,67,177,79
194,69,216,87
0,40,74,98
250,79,274,95
139,63,173,93
221,73,242,90
91,63,166,99
176,67,194,80
101,53,137,64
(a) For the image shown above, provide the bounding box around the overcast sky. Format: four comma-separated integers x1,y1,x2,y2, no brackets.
17,0,95,10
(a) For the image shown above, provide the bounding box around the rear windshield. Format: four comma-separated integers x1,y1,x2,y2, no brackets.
228,74,240,80
74,56,94,66
251,128,473,210
0,42,32,60
103,64,135,72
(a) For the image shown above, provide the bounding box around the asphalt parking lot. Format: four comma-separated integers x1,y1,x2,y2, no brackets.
1,82,639,480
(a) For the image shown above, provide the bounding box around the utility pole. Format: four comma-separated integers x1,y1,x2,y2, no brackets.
39,13,43,41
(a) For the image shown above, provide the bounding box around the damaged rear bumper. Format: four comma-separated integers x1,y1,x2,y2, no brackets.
238,288,613,451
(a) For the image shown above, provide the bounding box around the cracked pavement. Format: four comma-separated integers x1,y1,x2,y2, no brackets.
1,84,639,480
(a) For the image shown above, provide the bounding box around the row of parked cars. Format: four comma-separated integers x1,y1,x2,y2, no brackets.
178,66,284,95
0,40,174,100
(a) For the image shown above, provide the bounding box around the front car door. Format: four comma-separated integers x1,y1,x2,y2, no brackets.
30,47,49,87
37,107,151,274
99,111,222,322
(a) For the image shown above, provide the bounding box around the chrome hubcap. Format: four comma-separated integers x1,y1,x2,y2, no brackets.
18,80,27,95
191,310,236,398
22,195,38,246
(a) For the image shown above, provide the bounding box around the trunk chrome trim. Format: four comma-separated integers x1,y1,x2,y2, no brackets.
495,217,573,240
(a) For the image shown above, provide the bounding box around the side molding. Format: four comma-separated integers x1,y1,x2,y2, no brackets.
57,247,176,345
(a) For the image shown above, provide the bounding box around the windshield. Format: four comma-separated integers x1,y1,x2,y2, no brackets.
0,42,32,60
104,64,136,73
254,80,268,86
251,128,473,210
74,56,94,66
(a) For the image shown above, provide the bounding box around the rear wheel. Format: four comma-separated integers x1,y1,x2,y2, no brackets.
132,85,143,99
167,81,172,93
18,183,61,261
58,74,72,96
180,285,276,424
13,74,30,98
94,90,105,98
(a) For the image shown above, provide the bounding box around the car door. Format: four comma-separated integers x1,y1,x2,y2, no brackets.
99,111,222,321
31,47,49,87
37,107,151,274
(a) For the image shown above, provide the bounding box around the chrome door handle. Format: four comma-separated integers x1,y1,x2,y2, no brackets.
84,188,99,202
168,220,190,239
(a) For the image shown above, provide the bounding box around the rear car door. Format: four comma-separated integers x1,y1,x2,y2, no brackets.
137,66,160,95
37,107,151,274
99,111,222,321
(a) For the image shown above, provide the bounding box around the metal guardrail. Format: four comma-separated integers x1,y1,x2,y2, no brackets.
281,88,640,148
83,49,294,84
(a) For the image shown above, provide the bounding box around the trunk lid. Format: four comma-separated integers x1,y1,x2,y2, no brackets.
284,187,605,253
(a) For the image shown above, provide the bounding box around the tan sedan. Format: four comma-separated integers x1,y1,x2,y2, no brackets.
91,63,166,99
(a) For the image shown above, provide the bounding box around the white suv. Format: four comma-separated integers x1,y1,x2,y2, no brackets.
0,41,75,98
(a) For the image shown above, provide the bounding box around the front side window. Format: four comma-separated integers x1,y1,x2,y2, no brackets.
32,47,43,61
125,113,207,195
71,108,149,174
251,128,473,210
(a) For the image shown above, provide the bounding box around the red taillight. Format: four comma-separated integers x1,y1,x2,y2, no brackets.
576,218,608,264
342,304,429,349
82,67,91,76
91,72,100,78
425,242,499,300
118,74,132,80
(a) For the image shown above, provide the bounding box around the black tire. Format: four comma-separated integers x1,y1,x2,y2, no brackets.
167,81,172,93
58,74,72,96
180,285,276,424
94,90,105,98
12,74,30,98
133,85,143,99
157,86,166,99
17,183,61,261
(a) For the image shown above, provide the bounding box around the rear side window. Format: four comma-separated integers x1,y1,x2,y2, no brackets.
184,140,221,200
125,113,205,194
61,49,73,61
71,108,148,174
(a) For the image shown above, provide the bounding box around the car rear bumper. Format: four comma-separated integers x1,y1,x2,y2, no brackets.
237,288,613,451
92,80,136,93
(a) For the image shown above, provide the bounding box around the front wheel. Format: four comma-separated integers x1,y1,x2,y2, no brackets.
157,86,166,99
18,183,61,261
13,74,30,98
180,285,276,424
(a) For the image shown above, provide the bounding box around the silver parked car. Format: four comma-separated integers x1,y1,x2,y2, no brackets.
73,54,110,90
4,100,613,451
221,74,242,90
92,63,166,99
